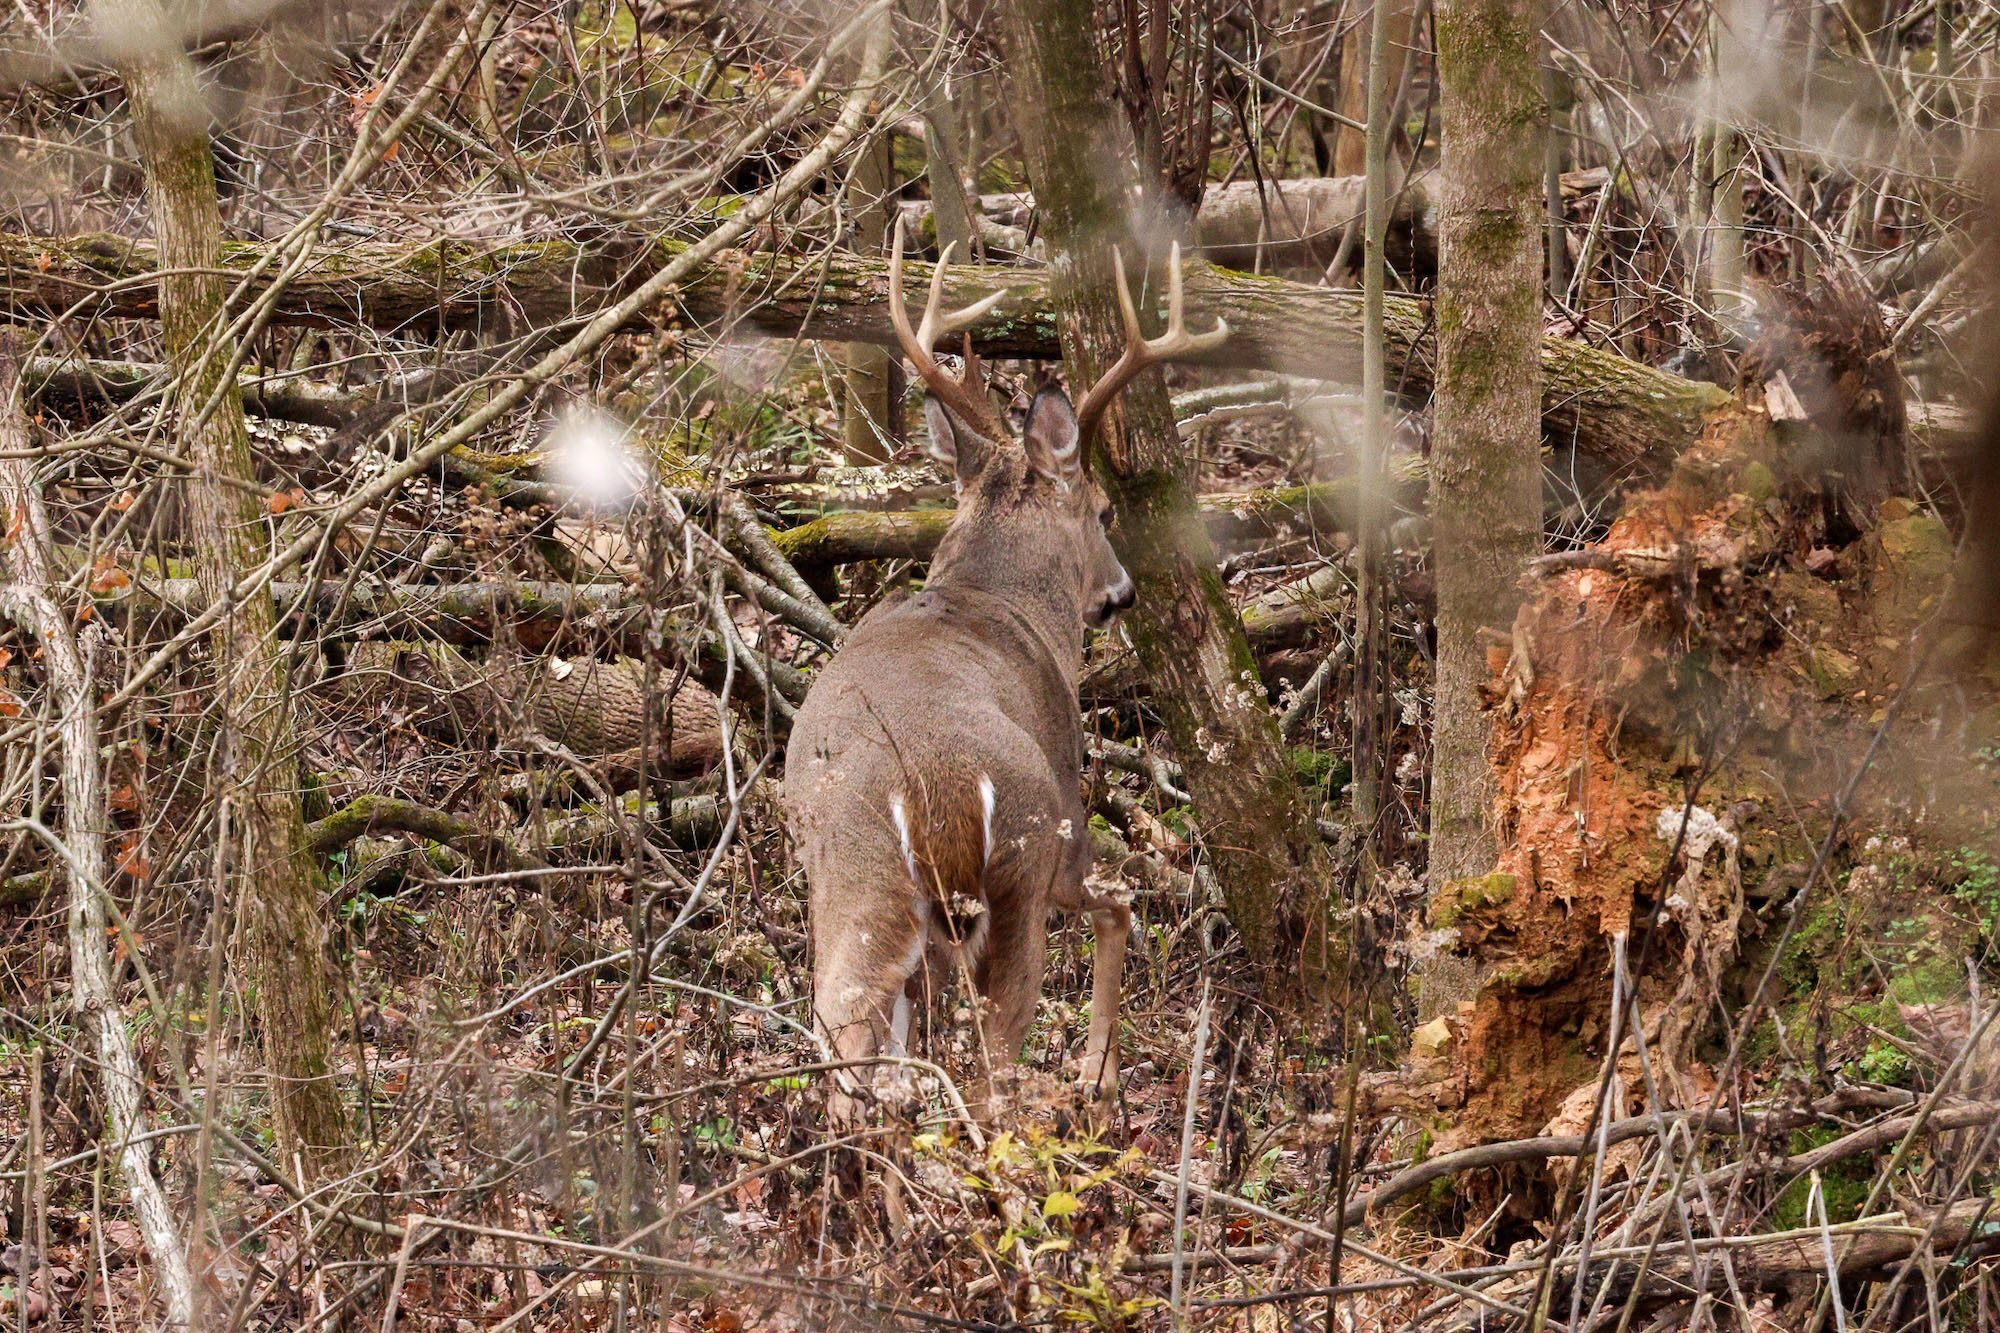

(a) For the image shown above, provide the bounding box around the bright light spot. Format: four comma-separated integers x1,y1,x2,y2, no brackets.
546,406,648,509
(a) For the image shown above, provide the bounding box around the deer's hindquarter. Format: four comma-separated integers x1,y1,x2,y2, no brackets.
787,615,1086,987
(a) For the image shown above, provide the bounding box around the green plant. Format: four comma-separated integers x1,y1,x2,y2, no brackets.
1855,1038,1911,1086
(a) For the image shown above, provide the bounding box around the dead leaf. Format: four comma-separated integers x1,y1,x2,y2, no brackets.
114,837,149,882
88,555,129,594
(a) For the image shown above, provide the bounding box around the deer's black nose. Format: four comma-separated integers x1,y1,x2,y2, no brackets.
1090,574,1136,627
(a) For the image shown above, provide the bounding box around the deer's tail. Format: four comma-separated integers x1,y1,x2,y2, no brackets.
886,773,995,959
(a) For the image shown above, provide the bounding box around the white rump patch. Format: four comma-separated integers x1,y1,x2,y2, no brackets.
890,994,912,1054
888,793,919,883
978,774,996,872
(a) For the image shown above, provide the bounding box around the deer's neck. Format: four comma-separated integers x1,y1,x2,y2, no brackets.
925,552,1085,688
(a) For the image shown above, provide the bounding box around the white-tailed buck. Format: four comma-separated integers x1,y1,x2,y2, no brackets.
786,223,1226,1119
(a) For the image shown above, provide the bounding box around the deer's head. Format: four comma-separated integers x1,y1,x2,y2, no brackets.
888,222,1226,633
922,388,1132,628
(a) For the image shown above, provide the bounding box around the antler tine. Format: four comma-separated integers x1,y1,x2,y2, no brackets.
1074,242,1231,447
888,216,1012,442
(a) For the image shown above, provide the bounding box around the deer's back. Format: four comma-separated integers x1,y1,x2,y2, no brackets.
786,586,1088,913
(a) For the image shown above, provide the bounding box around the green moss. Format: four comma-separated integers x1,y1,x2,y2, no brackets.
1291,747,1350,800
1807,645,1861,699
1739,460,1777,503
1770,1125,1871,1229
1433,872,1517,930
1878,513,1952,563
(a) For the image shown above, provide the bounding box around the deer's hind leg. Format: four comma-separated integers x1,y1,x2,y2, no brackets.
813,901,926,1128
1051,871,1130,1103
969,874,1051,1113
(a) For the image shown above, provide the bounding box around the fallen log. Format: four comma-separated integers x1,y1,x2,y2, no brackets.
25,353,400,428
305,794,542,872
108,576,645,648
770,479,1406,568
1082,564,1346,702
305,791,726,869
899,169,1613,274
0,870,47,909
1335,1088,1951,1230
0,229,1730,483
331,640,724,773
1425,1200,1998,1332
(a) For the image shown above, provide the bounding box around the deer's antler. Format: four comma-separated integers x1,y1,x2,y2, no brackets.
888,217,1013,443
1072,243,1230,448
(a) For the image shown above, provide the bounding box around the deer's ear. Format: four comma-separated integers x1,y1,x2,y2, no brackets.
1022,389,1082,484
924,395,992,489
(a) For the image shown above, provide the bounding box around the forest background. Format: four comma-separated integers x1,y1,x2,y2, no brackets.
2,0,1999,1328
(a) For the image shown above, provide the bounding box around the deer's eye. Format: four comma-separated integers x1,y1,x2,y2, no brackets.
1099,506,1114,531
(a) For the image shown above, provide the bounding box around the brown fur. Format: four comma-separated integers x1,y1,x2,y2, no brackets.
785,391,1133,1121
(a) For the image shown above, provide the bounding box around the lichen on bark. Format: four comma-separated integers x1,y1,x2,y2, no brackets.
109,9,350,1176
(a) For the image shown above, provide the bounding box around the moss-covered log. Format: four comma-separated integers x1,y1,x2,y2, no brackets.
1081,565,1346,702
0,227,1728,482
768,479,1401,568
0,870,48,909
108,577,647,647
305,794,541,871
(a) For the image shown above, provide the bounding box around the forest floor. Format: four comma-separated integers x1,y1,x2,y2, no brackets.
5,358,2000,1331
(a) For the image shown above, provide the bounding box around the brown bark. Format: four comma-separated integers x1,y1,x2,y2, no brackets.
1422,0,1549,1016
1330,2,1415,176
335,640,723,771
1000,0,1329,974
838,132,897,464
0,228,1731,486
110,12,348,1176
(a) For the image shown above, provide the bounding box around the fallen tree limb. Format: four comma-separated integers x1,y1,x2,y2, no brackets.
900,168,1613,273
1339,1088,1942,1230
24,352,405,427
330,640,725,771
0,869,47,908
305,794,543,872
112,576,645,647
0,228,1732,482
304,791,733,869
1430,1200,1999,1332
1082,564,1347,702
769,479,1402,568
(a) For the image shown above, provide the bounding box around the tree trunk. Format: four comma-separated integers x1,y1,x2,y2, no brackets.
109,8,349,1176
1421,0,1549,1017
999,0,1331,977
0,340,198,1329
1330,1,1415,176
837,132,898,463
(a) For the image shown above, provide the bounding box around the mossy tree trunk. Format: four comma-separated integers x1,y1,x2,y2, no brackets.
1423,0,1548,1015
106,4,349,1176
999,0,1336,983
